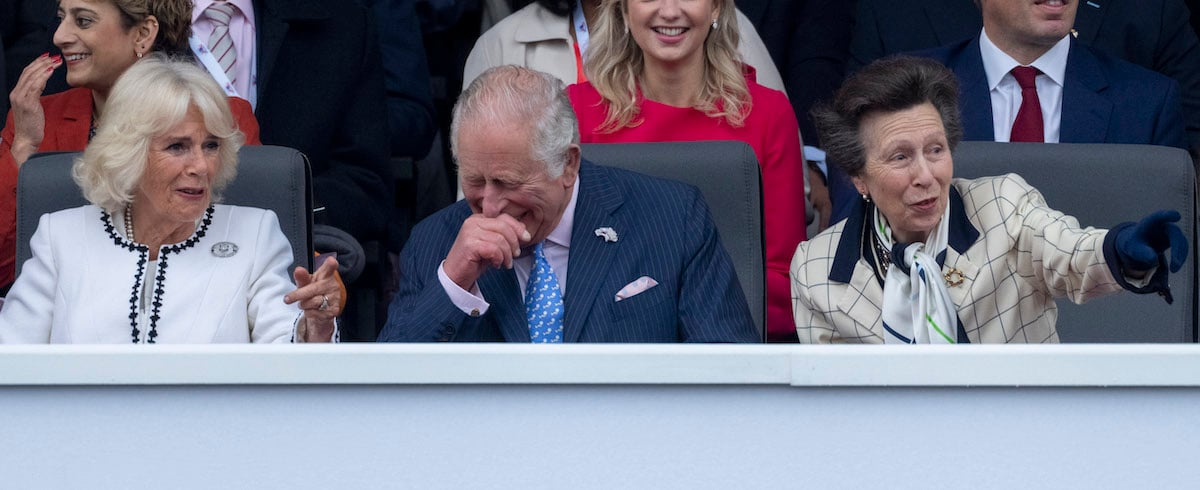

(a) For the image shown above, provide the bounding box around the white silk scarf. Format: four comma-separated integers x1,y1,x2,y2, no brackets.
874,204,958,344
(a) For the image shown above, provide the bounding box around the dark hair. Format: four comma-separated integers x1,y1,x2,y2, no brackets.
536,0,576,17
810,55,963,177
110,0,194,57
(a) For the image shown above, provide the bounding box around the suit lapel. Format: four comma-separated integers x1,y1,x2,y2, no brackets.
562,163,623,342
50,89,94,150
957,37,997,140
943,187,982,313
478,268,528,342
828,198,886,334
1060,41,1112,143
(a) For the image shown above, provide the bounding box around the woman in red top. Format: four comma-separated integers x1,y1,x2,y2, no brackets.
0,0,260,289
567,0,806,342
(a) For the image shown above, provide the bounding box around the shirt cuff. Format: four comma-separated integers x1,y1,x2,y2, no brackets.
438,261,490,317
1123,265,1158,288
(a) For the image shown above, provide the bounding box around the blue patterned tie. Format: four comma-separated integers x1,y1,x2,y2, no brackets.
525,242,564,343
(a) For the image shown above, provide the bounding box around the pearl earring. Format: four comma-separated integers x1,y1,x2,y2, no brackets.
711,20,718,30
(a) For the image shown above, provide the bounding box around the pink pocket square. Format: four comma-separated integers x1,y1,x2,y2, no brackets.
615,276,659,302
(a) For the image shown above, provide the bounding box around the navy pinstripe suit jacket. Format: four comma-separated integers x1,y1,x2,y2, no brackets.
380,161,759,343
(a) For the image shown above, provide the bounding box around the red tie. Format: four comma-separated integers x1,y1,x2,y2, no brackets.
1009,66,1044,142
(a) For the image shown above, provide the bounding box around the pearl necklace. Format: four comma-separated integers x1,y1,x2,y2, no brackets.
124,202,134,243
864,209,891,283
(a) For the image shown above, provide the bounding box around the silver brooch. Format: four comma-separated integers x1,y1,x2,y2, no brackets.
594,227,618,243
211,242,239,258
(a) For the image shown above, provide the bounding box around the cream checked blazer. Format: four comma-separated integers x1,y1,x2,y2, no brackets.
790,174,1125,344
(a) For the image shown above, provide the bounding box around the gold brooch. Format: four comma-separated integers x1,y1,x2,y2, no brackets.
943,268,964,287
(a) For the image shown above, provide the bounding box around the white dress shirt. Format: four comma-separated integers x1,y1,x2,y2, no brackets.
979,28,1070,143
439,175,580,316
192,0,257,106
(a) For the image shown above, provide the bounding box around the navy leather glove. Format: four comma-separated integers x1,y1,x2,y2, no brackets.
1115,210,1188,273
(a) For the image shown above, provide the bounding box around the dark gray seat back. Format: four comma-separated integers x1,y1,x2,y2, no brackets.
582,141,766,341
16,145,313,277
953,141,1196,342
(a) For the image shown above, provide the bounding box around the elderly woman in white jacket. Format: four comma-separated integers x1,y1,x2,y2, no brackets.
792,56,1188,344
0,56,341,343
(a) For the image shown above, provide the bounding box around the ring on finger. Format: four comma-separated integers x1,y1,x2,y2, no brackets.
319,294,330,312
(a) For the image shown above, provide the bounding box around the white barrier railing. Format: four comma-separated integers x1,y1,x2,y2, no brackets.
0,343,1198,385
2,344,1197,489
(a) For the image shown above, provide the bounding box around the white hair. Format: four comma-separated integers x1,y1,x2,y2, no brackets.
450,65,579,177
73,54,244,214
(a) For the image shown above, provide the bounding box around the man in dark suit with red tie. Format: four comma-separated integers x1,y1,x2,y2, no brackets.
380,66,757,343
917,0,1184,146
828,0,1187,224
851,0,1197,151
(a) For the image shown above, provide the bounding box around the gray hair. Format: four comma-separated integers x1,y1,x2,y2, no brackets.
811,55,963,177
73,53,243,213
450,65,579,177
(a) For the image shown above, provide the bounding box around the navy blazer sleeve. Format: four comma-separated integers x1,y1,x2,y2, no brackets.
379,204,507,342
676,187,761,343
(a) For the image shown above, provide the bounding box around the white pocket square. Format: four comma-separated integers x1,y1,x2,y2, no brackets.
615,276,658,302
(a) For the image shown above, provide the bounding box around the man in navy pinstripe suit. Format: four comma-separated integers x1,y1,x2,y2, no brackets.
379,66,758,343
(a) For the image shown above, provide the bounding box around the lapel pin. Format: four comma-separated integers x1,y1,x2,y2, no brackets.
594,227,618,243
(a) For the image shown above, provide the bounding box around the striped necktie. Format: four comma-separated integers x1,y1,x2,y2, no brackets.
525,242,564,343
205,2,238,84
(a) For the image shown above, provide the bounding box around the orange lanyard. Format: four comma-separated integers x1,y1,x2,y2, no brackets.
573,41,587,83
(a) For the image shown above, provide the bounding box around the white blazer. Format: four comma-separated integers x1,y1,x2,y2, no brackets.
0,204,302,343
